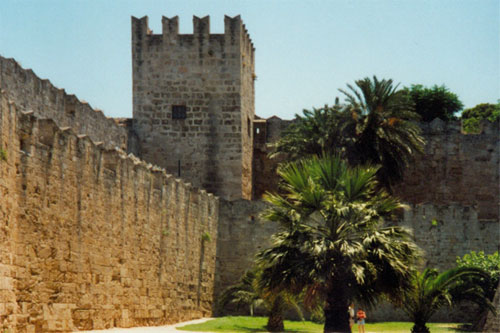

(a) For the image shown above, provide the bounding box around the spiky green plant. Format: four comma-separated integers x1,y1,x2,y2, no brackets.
270,77,424,192
400,267,494,333
257,155,421,333
339,76,425,190
218,269,303,332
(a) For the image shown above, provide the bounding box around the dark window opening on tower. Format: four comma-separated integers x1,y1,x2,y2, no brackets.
172,105,187,119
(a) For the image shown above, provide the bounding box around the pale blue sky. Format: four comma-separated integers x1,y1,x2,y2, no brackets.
0,0,498,119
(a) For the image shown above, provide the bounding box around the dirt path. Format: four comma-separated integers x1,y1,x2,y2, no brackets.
77,318,215,333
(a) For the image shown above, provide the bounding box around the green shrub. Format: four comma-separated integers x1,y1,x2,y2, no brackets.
0,148,6,161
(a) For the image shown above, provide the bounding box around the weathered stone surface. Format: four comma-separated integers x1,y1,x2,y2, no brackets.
0,92,218,332
131,16,255,200
0,56,128,150
214,199,277,299
394,120,500,222
0,14,498,330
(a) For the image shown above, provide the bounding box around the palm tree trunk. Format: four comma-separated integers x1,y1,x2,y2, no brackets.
411,321,430,333
266,296,285,332
323,286,351,333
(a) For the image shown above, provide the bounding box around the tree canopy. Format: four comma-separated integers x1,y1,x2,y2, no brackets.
257,155,421,333
403,84,463,122
271,76,425,191
461,102,500,133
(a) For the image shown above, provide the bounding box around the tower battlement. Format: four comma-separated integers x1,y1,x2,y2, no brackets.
132,15,254,60
131,15,255,200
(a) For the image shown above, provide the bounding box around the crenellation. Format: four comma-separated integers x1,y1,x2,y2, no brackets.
1,14,498,331
193,15,210,36
162,16,179,44
0,56,127,150
0,92,219,331
132,15,255,200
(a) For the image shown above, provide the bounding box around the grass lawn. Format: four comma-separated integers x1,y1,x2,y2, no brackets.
177,316,461,332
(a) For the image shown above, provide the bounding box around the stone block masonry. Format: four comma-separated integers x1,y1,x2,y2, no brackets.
401,204,499,270
214,199,278,300
0,56,128,150
0,91,219,332
394,118,500,221
132,16,255,200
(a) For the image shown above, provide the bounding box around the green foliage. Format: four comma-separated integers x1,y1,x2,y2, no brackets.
403,84,463,122
455,251,499,331
457,251,500,279
272,76,425,191
257,155,421,332
0,148,7,162
217,268,303,331
270,105,347,161
201,231,211,242
399,267,493,333
218,270,263,316
461,103,500,133
340,76,425,190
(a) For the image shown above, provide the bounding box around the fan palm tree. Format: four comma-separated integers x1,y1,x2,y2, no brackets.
257,155,421,333
400,267,494,333
339,76,425,190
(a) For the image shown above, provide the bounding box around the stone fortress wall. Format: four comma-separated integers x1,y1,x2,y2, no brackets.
131,16,255,201
0,13,498,331
394,118,499,221
0,57,128,150
0,84,218,331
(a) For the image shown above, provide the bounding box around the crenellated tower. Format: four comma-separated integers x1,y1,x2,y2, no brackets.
131,15,255,200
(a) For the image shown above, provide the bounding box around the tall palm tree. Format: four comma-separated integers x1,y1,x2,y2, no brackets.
340,76,425,190
257,155,421,333
270,77,424,191
400,267,494,333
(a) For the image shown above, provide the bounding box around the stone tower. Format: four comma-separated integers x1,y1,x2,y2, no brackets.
131,15,255,200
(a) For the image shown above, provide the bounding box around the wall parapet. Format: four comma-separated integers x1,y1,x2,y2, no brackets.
0,91,219,332
0,55,127,150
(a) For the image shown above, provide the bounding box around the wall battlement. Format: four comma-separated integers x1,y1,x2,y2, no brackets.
0,56,127,150
0,90,219,332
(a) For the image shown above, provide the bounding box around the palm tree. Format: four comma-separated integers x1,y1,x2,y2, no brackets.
270,77,424,191
270,105,348,160
257,155,421,333
218,270,263,317
339,76,425,190
400,267,494,333
218,269,303,332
